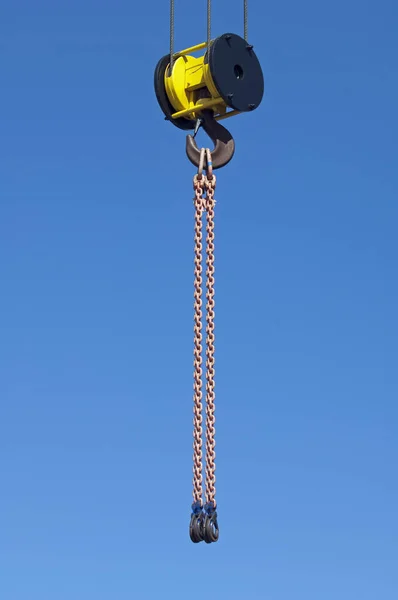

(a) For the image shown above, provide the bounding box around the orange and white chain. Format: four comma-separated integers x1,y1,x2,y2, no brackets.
204,171,216,508
192,169,204,507
192,149,217,510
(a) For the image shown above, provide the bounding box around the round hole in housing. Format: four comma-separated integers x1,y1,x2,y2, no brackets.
234,64,244,80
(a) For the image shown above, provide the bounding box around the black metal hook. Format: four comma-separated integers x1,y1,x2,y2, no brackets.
189,513,204,543
186,110,235,170
203,502,219,544
189,502,204,543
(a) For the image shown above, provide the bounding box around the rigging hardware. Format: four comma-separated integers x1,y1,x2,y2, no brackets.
154,1,264,543
186,110,235,170
154,33,264,163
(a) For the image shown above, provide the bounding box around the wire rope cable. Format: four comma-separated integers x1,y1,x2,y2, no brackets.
244,0,248,41
207,0,212,54
170,0,175,71
169,0,249,70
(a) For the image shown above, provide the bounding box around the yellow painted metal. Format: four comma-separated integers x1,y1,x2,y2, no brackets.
215,110,240,122
164,55,199,113
173,41,208,57
171,98,225,120
164,40,232,122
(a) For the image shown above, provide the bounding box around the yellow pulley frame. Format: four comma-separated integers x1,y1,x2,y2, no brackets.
165,41,231,122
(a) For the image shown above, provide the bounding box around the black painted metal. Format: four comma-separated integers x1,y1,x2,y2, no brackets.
208,33,264,112
153,54,196,131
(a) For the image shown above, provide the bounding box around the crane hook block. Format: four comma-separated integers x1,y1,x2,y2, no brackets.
154,33,264,132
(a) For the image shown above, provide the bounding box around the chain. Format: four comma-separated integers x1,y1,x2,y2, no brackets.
205,168,216,508
192,167,205,508
190,150,219,544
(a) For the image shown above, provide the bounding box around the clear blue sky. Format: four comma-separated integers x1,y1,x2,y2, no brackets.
1,1,397,598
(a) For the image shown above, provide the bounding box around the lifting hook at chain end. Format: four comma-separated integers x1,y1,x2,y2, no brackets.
189,501,219,544
186,110,235,171
189,501,205,543
203,502,219,544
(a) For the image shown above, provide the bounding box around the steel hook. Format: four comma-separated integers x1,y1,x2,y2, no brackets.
189,513,204,543
203,502,219,544
186,110,235,170
189,502,205,543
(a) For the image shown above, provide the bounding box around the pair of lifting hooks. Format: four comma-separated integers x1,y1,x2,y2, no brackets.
190,501,219,544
